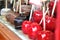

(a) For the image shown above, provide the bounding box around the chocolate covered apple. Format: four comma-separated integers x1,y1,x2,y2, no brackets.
14,16,26,29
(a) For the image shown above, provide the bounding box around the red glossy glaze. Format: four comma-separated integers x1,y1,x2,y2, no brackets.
37,31,54,40
49,1,54,13
33,10,43,23
45,16,56,31
49,1,54,9
22,20,32,34
49,1,57,18
28,22,42,39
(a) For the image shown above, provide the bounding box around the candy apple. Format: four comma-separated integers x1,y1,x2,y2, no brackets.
48,1,57,17
49,1,54,9
28,22,42,39
37,30,54,40
45,15,56,31
22,20,32,34
33,10,43,23
49,1,54,13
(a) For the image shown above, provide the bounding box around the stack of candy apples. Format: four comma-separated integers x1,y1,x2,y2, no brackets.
22,0,57,40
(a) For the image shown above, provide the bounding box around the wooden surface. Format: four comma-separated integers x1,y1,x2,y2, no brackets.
0,23,21,40
0,31,8,40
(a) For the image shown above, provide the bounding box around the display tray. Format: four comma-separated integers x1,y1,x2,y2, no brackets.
0,16,30,40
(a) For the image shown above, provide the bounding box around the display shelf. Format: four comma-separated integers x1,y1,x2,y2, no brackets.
0,16,30,40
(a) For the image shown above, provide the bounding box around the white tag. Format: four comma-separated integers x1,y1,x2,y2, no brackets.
29,0,42,7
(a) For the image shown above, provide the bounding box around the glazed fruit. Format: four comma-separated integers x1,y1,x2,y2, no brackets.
49,1,54,10
48,1,57,17
45,15,56,31
49,1,54,14
22,20,32,34
28,22,42,39
37,31,54,40
33,10,43,23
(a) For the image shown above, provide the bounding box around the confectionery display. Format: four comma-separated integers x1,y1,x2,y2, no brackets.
0,0,60,40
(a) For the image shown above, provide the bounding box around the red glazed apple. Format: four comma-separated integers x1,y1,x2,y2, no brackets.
49,1,54,13
37,31,54,40
49,1,54,10
48,1,57,17
45,15,56,31
22,20,32,34
28,22,42,39
33,10,43,23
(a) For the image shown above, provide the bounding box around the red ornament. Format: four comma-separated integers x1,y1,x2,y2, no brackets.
28,22,42,39
22,20,32,34
45,16,56,31
33,10,43,23
37,31,54,40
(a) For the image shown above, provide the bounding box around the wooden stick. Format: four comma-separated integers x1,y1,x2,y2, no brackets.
47,3,50,16
16,1,19,12
51,0,57,17
19,0,21,13
39,7,49,24
25,0,28,5
13,0,16,12
29,5,35,21
5,0,7,9
13,0,15,8
43,7,46,31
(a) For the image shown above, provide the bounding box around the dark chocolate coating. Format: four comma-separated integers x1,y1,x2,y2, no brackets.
14,15,26,29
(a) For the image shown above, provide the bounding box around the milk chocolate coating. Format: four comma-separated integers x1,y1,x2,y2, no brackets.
6,12,19,24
